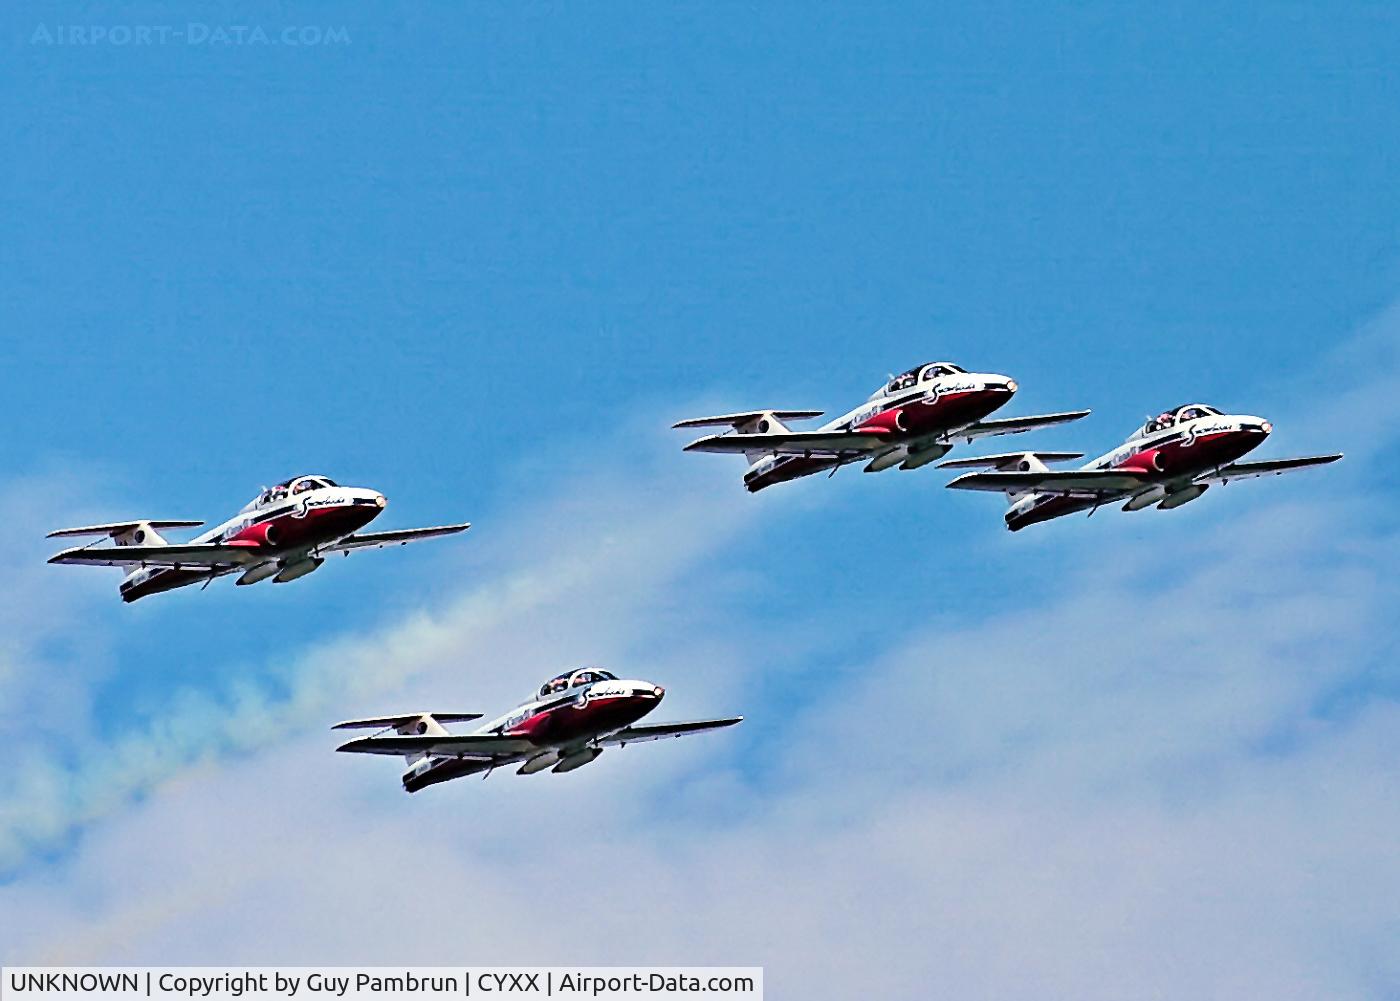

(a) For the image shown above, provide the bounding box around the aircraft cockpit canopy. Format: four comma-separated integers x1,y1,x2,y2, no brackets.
247,475,339,510
875,362,966,398
1137,404,1223,438
537,668,617,700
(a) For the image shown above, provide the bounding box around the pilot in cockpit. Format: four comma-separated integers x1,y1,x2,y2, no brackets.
877,368,920,397
292,479,316,494
549,676,570,694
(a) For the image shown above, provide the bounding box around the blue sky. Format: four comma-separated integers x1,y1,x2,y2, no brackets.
2,3,1398,997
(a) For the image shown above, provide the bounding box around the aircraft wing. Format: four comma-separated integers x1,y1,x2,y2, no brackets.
1202,454,1343,482
323,523,471,554
683,431,888,456
945,469,1150,495
957,410,1092,442
47,543,261,568
601,717,744,746
335,733,534,758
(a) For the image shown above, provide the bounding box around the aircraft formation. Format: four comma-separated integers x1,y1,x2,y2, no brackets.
46,360,1341,794
674,362,1340,524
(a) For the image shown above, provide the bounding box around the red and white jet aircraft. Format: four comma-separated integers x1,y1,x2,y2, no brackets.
334,667,742,792
48,474,470,601
943,402,1342,530
675,362,1089,491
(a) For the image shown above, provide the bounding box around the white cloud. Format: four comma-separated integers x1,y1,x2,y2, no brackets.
0,457,761,874
3,489,1396,998
1,317,1397,998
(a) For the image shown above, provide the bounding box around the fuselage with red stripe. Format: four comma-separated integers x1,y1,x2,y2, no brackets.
745,369,1017,492
1006,413,1271,530
402,677,665,791
119,484,387,601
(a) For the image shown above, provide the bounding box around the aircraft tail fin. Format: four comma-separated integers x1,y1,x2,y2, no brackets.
673,410,822,465
331,712,483,735
331,712,483,767
47,520,202,544
46,520,203,572
672,410,823,430
938,451,1080,501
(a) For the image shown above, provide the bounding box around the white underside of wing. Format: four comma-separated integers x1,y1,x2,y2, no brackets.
1202,454,1343,483
48,543,258,568
324,523,472,554
601,718,744,745
958,410,1092,442
946,469,1148,495
335,733,533,758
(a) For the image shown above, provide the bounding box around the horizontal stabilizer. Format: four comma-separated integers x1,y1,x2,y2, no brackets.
673,410,823,430
938,451,1084,470
331,713,485,731
47,520,203,539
